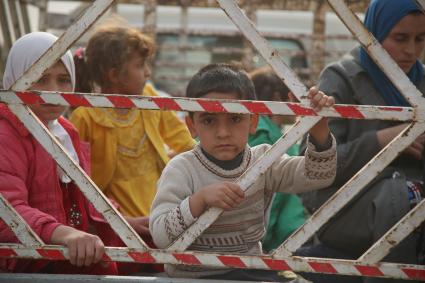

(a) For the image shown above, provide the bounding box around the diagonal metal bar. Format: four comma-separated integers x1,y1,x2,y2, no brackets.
358,197,425,264
416,0,425,11
0,194,43,246
274,122,425,256
168,116,321,251
7,0,148,250
0,90,416,122
216,0,308,102
327,0,424,108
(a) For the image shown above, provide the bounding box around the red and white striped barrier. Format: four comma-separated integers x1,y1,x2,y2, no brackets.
0,244,424,281
0,90,415,121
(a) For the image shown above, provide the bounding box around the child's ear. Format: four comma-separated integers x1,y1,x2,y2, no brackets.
107,68,121,84
185,115,198,138
249,114,259,135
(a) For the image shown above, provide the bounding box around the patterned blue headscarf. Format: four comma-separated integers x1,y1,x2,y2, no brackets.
360,0,423,106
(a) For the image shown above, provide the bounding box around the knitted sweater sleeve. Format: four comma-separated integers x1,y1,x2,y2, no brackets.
267,134,337,194
149,156,197,248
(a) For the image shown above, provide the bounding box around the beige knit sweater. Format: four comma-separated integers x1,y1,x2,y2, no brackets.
150,136,337,278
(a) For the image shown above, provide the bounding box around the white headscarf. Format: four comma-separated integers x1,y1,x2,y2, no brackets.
3,32,75,90
2,32,78,184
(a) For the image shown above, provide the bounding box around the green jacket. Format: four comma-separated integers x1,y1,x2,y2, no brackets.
248,115,305,252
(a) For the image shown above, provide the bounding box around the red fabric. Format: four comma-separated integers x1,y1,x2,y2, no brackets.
0,104,119,275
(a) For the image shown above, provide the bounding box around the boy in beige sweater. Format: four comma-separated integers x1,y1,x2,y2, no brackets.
150,63,336,281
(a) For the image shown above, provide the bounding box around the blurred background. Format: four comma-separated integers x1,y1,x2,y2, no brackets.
0,0,371,95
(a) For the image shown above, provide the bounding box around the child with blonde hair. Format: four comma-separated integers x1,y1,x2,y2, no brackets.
71,25,195,223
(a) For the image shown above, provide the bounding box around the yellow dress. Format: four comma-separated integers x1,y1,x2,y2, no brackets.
70,84,195,217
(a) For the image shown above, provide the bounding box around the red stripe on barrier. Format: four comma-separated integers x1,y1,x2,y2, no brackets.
37,249,66,260
102,253,112,262
309,262,338,274
334,105,365,119
152,97,182,111
128,252,156,263
242,102,273,115
198,100,227,113
108,96,136,108
262,258,291,270
355,265,384,277
287,103,317,116
0,248,17,257
16,92,44,104
379,106,403,112
402,268,425,281
173,253,202,265
217,255,246,268
62,93,91,107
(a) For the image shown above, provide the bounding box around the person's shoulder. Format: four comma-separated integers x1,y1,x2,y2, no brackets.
71,106,95,117
142,83,159,97
166,148,197,168
0,104,29,137
322,46,364,77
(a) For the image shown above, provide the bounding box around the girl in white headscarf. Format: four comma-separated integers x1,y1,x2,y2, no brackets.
0,32,122,274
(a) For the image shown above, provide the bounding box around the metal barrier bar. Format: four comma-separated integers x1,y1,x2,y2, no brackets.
0,195,43,246
7,0,149,250
0,243,424,281
416,0,425,10
0,90,415,122
0,273,263,283
359,198,425,263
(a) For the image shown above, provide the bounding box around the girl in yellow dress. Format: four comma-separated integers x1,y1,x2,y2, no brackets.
70,25,195,223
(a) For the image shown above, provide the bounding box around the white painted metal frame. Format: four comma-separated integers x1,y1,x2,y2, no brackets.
0,0,424,280
0,195,43,247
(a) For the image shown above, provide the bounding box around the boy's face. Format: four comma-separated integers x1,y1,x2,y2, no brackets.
186,92,258,161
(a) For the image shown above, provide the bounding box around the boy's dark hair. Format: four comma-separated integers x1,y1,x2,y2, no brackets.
186,63,256,101
249,67,290,102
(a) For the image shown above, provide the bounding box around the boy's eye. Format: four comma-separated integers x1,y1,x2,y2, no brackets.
231,115,242,123
201,117,214,125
